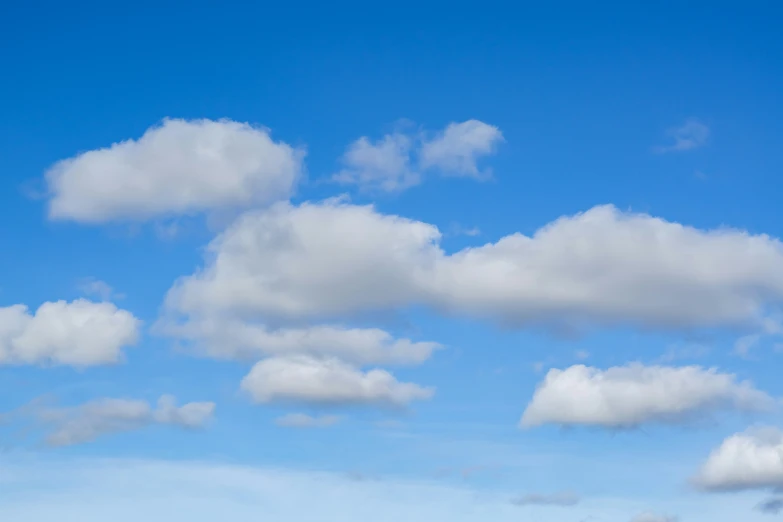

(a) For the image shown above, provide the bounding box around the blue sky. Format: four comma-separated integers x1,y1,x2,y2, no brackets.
2,2,783,521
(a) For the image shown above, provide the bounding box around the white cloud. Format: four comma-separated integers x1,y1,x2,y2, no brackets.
694,427,783,492
153,394,215,428
274,413,341,428
159,318,439,367
31,395,215,446
334,133,418,192
333,120,502,192
655,118,710,153
420,119,504,178
240,355,434,407
0,299,140,367
46,118,304,223
165,200,783,333
511,491,580,506
630,513,678,522
77,277,124,301
520,364,774,429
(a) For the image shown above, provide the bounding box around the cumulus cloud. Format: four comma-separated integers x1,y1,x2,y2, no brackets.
159,318,439,367
46,118,304,223
694,427,783,492
334,133,418,192
165,200,783,333
655,118,710,153
333,120,502,192
0,299,140,367
511,491,580,506
520,364,774,429
274,413,341,428
420,120,503,178
630,513,678,522
240,355,434,407
29,395,215,446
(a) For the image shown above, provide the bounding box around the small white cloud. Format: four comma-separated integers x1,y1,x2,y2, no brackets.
30,395,215,446
694,426,783,492
153,395,215,428
46,118,304,223
333,133,419,192
240,355,434,407
511,491,580,507
77,277,124,301
274,413,341,428
333,120,502,192
574,350,590,360
630,512,678,522
655,118,709,153
0,299,140,367
420,119,504,178
520,364,774,429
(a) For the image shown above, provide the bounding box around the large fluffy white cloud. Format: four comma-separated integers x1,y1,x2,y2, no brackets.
165,200,783,332
159,318,439,366
0,299,141,366
520,364,774,428
240,355,434,407
31,395,215,446
46,118,304,223
694,427,783,492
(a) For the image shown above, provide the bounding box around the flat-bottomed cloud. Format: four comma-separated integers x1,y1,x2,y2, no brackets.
45,118,304,223
520,364,774,428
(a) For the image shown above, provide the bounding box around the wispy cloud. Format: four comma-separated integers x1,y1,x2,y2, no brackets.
654,118,709,153
274,413,341,428
4,395,214,446
511,491,580,507
77,277,125,301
